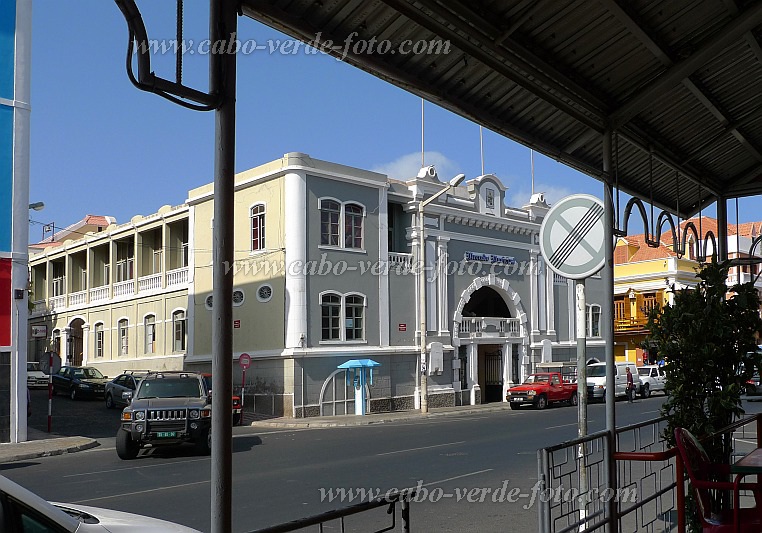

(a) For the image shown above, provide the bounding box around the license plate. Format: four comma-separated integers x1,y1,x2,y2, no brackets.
156,432,176,438
511,398,523,402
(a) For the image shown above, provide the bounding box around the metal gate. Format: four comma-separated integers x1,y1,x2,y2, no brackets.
484,349,503,403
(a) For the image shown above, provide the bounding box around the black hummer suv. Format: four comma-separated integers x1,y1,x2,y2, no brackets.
116,371,211,460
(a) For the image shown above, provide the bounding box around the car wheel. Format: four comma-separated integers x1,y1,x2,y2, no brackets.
509,403,520,410
641,383,651,398
105,394,114,409
194,429,211,456
569,393,578,407
535,395,547,410
70,387,77,401
116,429,140,460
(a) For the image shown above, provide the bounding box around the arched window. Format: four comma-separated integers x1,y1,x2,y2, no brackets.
344,203,364,249
118,319,129,356
173,310,187,352
345,295,365,340
52,329,61,355
251,204,266,251
321,293,341,341
94,323,104,358
144,315,156,354
320,200,341,246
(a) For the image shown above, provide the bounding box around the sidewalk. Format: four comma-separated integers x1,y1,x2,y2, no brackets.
0,403,514,464
0,427,99,464
246,402,516,428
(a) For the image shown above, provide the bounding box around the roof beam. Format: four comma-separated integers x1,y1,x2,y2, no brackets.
610,0,762,130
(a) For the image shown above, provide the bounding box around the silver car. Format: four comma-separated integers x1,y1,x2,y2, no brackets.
27,361,48,389
105,371,149,409
0,474,201,532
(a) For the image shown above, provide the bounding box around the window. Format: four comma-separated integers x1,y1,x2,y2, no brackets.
320,199,365,250
144,315,156,354
321,292,366,342
251,204,266,251
642,293,659,316
257,284,273,303
52,329,61,354
486,189,495,209
321,293,341,341
586,304,601,337
173,310,186,352
115,241,134,282
118,319,129,356
95,323,104,358
320,200,341,246
344,203,363,249
345,295,365,340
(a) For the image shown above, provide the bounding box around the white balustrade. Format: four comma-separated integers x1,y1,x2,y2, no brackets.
49,295,66,310
113,280,135,297
459,316,521,338
166,267,188,287
138,273,162,292
68,291,87,306
89,286,109,302
388,252,414,270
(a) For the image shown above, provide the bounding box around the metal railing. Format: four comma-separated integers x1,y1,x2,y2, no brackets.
537,414,762,533
249,489,413,533
613,316,649,332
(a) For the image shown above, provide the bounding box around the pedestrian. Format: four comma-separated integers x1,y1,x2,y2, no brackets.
27,387,32,417
626,367,634,403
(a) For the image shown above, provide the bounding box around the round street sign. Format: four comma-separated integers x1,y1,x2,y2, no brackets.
239,353,252,370
539,194,606,280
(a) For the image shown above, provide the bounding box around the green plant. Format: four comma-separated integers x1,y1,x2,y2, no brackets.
646,260,761,531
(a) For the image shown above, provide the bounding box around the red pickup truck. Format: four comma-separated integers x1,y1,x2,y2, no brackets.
505,372,578,410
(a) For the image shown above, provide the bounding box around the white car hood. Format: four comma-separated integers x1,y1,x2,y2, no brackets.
52,502,203,532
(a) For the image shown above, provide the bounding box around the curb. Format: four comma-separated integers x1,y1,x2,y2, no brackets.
248,404,516,429
0,438,100,464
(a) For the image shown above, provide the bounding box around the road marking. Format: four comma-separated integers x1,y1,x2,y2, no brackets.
63,457,210,477
418,469,494,488
545,422,593,430
70,480,210,504
376,441,466,456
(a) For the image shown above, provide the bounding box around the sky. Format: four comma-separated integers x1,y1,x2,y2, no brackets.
27,1,757,243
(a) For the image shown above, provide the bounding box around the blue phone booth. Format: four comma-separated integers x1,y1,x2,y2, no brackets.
337,359,380,415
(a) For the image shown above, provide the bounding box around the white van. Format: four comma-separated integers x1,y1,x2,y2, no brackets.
586,362,642,401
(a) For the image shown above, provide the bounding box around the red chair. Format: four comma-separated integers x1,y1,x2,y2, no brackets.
675,427,762,532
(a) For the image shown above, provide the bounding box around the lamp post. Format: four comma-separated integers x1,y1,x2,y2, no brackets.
418,173,465,414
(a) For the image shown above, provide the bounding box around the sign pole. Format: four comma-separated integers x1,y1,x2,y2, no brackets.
576,280,588,529
47,351,52,433
240,369,246,408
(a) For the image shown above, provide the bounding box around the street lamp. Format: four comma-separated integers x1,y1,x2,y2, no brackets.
418,173,465,414
28,202,44,211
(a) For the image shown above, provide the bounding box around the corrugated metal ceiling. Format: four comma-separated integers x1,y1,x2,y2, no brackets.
242,0,762,217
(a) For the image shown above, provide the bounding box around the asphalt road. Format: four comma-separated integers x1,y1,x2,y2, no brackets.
10,391,689,532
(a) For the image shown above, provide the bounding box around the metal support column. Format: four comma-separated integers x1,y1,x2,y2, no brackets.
716,195,728,262
602,128,617,532
210,2,237,532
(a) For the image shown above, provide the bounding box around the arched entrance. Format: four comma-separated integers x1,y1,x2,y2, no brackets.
454,275,529,405
68,318,85,366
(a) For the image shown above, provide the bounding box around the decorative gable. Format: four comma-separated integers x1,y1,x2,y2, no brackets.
467,174,506,218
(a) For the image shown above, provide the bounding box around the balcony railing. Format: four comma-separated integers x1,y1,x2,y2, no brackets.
89,286,109,302
32,300,46,314
614,316,649,332
388,252,414,270
138,273,162,292
458,316,521,338
68,290,87,306
166,267,188,287
49,295,65,310
113,280,135,297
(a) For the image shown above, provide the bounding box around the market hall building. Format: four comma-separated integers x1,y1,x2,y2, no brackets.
28,153,605,417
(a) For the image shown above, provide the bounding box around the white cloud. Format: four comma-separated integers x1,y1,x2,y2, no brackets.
372,152,460,181
508,183,572,209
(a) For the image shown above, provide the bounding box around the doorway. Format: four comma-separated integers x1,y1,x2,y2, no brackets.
478,345,503,403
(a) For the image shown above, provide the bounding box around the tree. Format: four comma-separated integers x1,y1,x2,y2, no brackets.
647,260,761,531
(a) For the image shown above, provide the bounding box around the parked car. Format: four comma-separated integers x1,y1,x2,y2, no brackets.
26,361,48,389
0,473,202,531
201,373,243,425
637,365,667,397
117,371,212,459
105,370,150,409
505,372,578,410
586,362,644,401
746,373,762,395
52,366,110,400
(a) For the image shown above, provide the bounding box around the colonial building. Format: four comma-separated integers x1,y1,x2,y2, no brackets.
613,216,762,365
28,153,606,417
